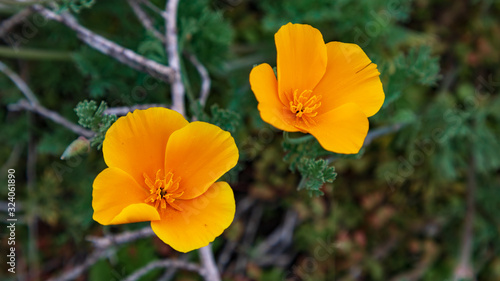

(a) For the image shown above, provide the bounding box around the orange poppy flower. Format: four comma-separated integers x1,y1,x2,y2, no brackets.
250,23,385,154
92,107,238,253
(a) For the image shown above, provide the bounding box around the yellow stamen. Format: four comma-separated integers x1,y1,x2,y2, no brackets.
143,169,184,212
288,89,322,127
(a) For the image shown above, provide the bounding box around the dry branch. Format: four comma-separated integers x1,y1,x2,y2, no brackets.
0,7,33,38
45,250,108,281
164,0,185,116
8,99,94,138
0,60,39,105
185,51,211,106
31,5,175,83
123,258,203,281
87,226,154,249
104,104,169,116
127,0,165,42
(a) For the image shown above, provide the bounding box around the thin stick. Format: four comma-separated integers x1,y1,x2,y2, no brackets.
127,0,165,42
32,5,175,83
0,46,73,61
453,153,477,281
122,259,203,281
8,99,94,138
48,227,154,281
198,244,221,281
103,104,169,116
164,0,185,116
0,7,33,37
87,226,154,249
0,60,39,105
45,250,108,281
27,114,40,281
184,51,211,107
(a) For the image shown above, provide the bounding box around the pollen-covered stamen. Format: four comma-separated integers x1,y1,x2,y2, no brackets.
143,169,184,212
289,89,322,126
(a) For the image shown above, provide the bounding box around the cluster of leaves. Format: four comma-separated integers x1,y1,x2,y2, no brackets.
74,100,116,149
199,104,241,133
56,0,96,13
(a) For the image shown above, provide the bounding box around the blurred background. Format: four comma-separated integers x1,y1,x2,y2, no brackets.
1,0,499,280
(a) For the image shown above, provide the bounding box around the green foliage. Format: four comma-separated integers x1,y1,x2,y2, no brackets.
282,134,337,196
57,0,96,13
202,104,241,133
1,0,499,280
74,100,116,149
178,0,234,67
297,158,337,197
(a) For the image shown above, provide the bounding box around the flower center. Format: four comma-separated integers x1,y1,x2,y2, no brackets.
143,169,184,212
289,89,322,127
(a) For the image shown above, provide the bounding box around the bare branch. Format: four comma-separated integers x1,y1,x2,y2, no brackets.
0,7,33,38
198,244,221,281
8,99,94,138
185,51,211,107
46,250,108,281
87,226,154,249
453,153,477,281
104,103,169,116
254,209,298,258
235,204,263,273
127,0,165,42
0,60,39,105
123,259,203,281
328,123,407,164
363,122,407,147
164,0,185,116
47,227,155,281
31,5,175,83
138,0,163,15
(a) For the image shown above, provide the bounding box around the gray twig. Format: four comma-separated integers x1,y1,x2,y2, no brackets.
32,5,175,83
254,209,298,258
104,104,169,116
127,0,165,42
235,203,263,273
184,51,211,106
138,0,163,15
8,99,94,138
453,153,477,281
164,0,185,116
363,122,407,147
0,60,39,105
87,226,154,249
46,250,108,281
328,122,407,164
47,227,155,281
0,7,33,38
198,244,221,281
217,197,256,272
123,259,203,281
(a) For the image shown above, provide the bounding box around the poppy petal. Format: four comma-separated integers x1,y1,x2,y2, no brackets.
102,107,189,186
275,23,327,105
307,103,368,154
164,122,238,200
92,168,160,225
314,42,385,117
250,63,298,132
151,182,235,253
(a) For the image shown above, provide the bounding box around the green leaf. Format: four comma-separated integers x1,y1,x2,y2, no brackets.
297,158,337,197
74,100,117,149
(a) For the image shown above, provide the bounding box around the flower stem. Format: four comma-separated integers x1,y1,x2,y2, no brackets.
283,131,315,144
198,244,220,281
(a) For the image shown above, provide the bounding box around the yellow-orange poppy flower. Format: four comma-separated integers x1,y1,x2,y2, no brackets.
92,107,238,253
250,23,385,154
